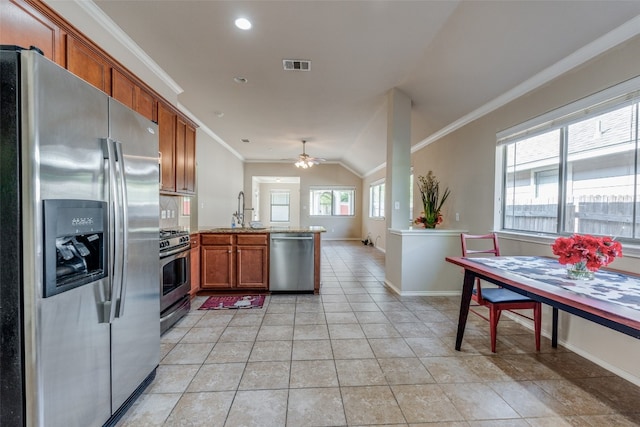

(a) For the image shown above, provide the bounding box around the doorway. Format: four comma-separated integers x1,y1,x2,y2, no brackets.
251,176,301,228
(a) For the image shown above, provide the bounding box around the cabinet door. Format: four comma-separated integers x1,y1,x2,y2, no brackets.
201,245,234,289
236,245,268,289
66,35,111,93
1,0,64,65
175,119,196,194
135,85,156,122
175,117,187,192
184,124,196,193
111,69,135,110
190,245,200,296
157,102,176,192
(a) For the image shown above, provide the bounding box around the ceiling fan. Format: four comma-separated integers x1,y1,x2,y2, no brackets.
294,140,325,168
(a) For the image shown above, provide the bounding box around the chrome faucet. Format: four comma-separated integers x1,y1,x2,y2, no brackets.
235,191,245,227
234,190,254,228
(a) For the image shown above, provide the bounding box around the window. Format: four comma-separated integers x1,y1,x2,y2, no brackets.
270,191,290,222
369,181,385,218
500,79,640,239
310,187,355,216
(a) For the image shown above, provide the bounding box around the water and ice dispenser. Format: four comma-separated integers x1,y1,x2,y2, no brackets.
43,200,108,297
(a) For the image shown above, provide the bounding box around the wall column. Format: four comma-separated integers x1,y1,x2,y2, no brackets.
385,88,411,230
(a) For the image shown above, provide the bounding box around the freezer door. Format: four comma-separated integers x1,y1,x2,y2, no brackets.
108,98,160,412
21,51,112,426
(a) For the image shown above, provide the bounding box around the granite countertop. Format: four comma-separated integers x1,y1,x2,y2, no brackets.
192,226,326,234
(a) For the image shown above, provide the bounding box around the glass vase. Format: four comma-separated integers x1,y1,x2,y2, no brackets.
566,261,595,280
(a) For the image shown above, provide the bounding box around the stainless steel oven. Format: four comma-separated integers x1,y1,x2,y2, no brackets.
160,230,191,333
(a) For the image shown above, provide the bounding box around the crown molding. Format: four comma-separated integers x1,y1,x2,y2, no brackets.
177,103,245,161
73,0,183,96
365,14,640,177
243,159,363,178
411,14,640,154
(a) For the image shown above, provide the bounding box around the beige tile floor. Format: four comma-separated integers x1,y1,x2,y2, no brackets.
117,240,640,427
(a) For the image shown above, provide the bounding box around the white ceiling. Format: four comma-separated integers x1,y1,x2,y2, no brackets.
90,1,640,176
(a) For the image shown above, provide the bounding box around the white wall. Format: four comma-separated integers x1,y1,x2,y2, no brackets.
244,163,362,239
196,129,244,228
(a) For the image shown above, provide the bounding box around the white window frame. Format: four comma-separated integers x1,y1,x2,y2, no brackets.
309,186,356,217
496,75,640,241
369,180,385,219
270,190,290,223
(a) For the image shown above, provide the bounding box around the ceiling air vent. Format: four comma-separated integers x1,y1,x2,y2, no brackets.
283,59,311,71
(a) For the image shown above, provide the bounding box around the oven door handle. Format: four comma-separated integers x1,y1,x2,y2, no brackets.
160,244,191,259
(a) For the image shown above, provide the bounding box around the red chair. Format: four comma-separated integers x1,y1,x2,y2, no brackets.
461,233,541,353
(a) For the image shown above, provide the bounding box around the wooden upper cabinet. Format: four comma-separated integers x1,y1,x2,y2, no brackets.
66,35,111,94
111,69,135,110
0,0,65,65
175,118,187,191
184,124,196,192
112,69,156,121
4,0,195,194
135,86,156,122
158,102,176,192
176,118,196,194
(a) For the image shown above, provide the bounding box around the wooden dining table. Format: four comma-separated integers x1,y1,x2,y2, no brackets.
445,256,640,351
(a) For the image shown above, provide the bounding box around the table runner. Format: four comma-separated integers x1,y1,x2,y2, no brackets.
466,256,640,311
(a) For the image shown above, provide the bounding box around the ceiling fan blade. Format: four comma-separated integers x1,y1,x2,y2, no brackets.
293,140,325,166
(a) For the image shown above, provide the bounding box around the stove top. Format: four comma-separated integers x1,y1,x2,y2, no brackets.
160,229,189,239
159,229,190,253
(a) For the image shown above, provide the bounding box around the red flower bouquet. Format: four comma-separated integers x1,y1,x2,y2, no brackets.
552,234,622,278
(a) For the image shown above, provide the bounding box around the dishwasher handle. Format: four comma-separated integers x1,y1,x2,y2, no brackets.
271,236,314,241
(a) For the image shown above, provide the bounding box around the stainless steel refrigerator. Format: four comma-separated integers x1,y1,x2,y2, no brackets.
0,46,160,427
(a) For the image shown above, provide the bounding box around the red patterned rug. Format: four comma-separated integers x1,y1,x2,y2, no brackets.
198,295,265,310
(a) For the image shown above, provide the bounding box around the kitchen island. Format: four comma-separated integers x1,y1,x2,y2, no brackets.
192,227,325,294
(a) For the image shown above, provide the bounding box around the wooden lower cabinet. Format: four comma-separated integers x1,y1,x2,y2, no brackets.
201,245,234,289
190,234,200,296
200,233,268,291
237,245,268,288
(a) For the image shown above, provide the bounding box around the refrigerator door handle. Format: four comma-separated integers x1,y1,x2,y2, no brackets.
103,138,122,324
114,140,129,317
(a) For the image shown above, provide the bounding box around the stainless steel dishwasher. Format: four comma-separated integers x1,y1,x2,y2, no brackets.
269,233,315,292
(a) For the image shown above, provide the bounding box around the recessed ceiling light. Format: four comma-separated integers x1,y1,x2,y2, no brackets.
235,18,252,30
233,77,248,84
214,111,224,118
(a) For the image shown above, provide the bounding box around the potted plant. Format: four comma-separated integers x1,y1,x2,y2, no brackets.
414,170,451,229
